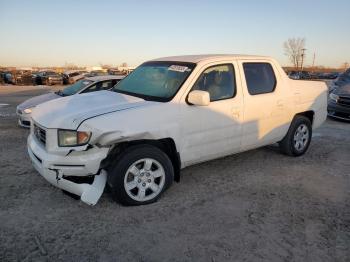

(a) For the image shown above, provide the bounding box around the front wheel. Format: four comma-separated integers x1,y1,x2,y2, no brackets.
279,116,312,156
108,145,174,206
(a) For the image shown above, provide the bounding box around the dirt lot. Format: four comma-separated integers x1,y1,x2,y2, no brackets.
0,85,349,262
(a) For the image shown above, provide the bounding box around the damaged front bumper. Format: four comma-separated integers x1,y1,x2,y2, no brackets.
27,134,109,205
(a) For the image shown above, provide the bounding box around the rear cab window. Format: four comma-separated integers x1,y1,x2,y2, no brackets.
243,63,276,95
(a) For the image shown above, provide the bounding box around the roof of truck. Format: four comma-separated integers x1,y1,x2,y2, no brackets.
151,54,270,63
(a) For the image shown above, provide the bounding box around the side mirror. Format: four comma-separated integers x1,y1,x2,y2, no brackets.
188,90,210,106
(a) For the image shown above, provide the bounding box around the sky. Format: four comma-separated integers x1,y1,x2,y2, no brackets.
0,0,349,68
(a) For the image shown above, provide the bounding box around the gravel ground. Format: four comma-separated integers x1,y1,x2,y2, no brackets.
0,85,349,262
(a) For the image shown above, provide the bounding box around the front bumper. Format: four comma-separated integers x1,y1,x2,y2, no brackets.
328,101,350,121
27,134,110,205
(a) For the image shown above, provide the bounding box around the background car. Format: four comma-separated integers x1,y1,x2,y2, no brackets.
328,83,350,121
288,71,311,80
329,68,350,93
0,71,6,84
84,70,108,77
31,71,42,85
324,72,341,79
12,70,35,85
16,75,124,127
62,70,87,84
40,71,64,85
3,71,14,84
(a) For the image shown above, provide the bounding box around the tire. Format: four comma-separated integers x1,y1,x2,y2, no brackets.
107,144,174,206
279,116,312,156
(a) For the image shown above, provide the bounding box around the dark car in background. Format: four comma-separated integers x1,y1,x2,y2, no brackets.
329,68,350,93
328,83,350,121
2,71,14,84
288,71,311,80
325,72,341,79
317,72,340,80
0,71,8,84
31,71,41,85
12,71,35,85
39,71,63,85
0,72,5,84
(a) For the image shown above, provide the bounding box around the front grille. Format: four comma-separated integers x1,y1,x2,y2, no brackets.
34,124,46,146
337,96,350,107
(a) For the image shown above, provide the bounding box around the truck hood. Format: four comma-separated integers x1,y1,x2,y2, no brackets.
31,91,148,129
17,92,60,110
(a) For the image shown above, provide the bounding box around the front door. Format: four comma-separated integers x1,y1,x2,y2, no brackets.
180,62,243,166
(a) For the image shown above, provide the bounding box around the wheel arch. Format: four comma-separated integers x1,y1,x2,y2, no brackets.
295,110,315,125
280,110,315,143
101,138,181,182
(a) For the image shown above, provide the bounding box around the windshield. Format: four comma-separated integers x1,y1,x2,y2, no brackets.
60,79,93,96
112,61,195,101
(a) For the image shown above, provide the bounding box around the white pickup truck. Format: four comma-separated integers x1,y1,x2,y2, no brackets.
27,55,327,206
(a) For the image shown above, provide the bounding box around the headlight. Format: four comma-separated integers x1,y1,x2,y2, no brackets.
329,93,339,102
58,130,91,147
24,107,34,114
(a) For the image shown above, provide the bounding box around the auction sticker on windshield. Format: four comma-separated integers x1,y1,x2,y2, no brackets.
168,65,190,72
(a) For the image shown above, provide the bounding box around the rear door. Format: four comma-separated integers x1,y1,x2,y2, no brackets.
238,61,289,150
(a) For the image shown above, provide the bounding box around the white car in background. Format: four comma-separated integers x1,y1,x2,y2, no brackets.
27,54,327,206
62,70,87,85
17,75,124,127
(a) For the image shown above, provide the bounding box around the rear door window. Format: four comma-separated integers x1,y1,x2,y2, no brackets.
243,63,276,95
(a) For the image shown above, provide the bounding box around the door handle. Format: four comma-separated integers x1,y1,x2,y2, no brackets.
276,100,284,107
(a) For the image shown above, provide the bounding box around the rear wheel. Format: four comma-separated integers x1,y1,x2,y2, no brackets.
108,144,174,206
279,116,312,156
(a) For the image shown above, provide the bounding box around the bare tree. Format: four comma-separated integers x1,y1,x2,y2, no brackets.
283,38,306,69
341,62,349,71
